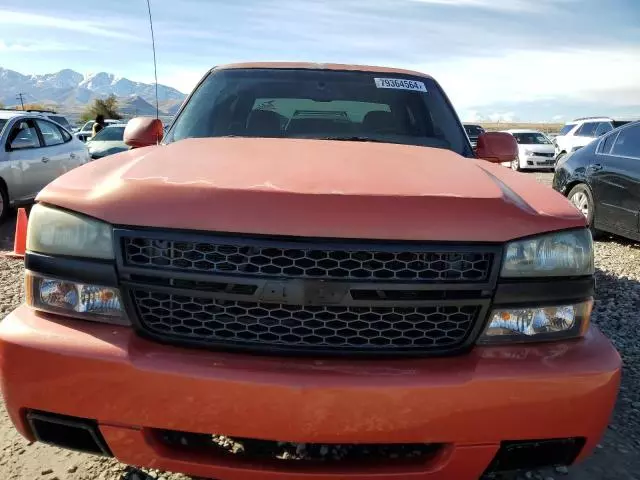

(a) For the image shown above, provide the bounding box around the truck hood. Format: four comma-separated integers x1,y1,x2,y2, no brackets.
38,137,585,242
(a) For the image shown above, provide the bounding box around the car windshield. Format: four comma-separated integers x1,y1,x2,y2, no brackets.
612,120,632,128
512,132,551,145
464,125,484,135
559,124,576,135
92,126,125,141
167,68,471,155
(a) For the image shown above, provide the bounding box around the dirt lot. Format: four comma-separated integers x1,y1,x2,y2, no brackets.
1,171,639,480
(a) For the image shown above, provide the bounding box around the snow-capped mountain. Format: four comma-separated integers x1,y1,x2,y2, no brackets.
33,69,84,90
0,67,185,109
78,72,181,102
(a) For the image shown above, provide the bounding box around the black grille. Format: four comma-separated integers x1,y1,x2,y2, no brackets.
533,152,554,158
132,289,480,352
158,429,443,464
123,236,493,282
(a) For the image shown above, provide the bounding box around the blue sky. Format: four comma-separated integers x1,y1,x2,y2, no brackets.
1,0,640,121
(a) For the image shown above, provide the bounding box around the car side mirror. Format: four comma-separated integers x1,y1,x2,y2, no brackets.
9,137,37,151
476,132,518,163
124,117,164,148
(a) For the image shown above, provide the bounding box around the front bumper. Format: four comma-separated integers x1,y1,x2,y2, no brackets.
519,155,556,169
0,305,621,480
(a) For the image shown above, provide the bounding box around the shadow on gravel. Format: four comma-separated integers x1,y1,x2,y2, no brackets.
0,216,17,252
0,205,32,252
598,232,640,250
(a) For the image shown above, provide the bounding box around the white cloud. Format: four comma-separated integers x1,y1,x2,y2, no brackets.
488,112,516,122
552,114,565,120
0,40,91,52
0,9,141,41
418,47,640,110
459,110,484,122
149,68,207,95
408,0,572,12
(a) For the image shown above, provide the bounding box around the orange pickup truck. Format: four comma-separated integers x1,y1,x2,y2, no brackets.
0,63,620,480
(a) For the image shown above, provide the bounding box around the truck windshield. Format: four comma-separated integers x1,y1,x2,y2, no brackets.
167,68,471,156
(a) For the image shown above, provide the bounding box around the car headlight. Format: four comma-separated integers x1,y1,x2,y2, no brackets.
479,300,592,343
501,229,593,278
26,271,129,325
524,149,533,155
26,204,114,259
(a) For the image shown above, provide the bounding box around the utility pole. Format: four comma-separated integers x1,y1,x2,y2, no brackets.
16,93,25,110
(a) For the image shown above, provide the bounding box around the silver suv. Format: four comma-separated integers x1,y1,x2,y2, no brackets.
554,116,637,162
0,110,90,222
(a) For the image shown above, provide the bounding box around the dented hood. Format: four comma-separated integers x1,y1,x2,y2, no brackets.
37,137,585,242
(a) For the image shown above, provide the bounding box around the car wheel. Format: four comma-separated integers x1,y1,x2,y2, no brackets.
510,159,521,171
0,183,9,223
567,184,601,238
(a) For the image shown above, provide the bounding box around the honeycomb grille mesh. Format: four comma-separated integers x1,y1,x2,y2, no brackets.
132,289,479,351
123,237,493,282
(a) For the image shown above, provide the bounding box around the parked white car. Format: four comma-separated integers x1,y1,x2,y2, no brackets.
86,124,128,160
74,119,120,143
553,117,638,163
500,129,556,171
0,110,90,222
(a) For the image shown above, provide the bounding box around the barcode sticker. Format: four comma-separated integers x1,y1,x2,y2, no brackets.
374,78,427,92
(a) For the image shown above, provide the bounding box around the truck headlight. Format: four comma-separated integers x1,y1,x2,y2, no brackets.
27,204,114,260
501,229,593,278
26,271,129,325
479,300,592,343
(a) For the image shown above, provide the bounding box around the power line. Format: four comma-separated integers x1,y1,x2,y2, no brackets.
16,93,25,110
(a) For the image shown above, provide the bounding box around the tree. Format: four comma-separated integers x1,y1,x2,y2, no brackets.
80,95,122,123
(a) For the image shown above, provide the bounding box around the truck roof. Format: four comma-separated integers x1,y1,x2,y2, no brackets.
214,62,434,79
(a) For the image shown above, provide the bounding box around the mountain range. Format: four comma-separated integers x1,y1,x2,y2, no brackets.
0,67,187,117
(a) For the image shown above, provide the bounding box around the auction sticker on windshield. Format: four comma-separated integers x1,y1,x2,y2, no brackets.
374,78,427,92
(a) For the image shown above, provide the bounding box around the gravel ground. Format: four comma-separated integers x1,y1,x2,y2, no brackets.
0,171,639,480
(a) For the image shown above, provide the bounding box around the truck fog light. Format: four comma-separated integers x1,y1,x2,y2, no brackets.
26,271,130,326
479,300,592,343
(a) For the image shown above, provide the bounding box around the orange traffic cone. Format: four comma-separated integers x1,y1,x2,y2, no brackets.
6,208,28,259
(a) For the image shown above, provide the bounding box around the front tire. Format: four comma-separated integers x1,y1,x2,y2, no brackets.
510,159,521,171
567,184,601,238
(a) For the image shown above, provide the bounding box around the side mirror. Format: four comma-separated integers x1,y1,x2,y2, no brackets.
124,117,164,148
476,132,518,163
